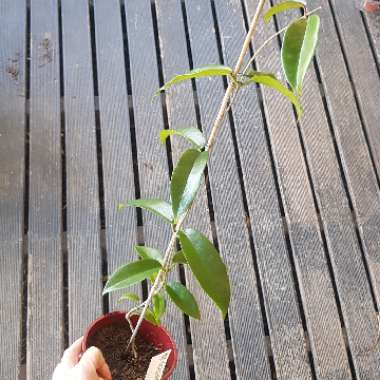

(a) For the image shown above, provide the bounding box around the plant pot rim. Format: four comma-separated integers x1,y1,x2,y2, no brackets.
82,311,177,380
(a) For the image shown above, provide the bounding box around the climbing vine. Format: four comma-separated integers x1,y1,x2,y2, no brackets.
103,0,320,351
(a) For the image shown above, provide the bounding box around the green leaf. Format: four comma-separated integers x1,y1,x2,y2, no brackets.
157,65,233,94
135,246,164,265
263,1,306,23
128,199,174,223
144,308,159,326
160,128,206,149
172,250,187,265
171,149,209,219
118,292,140,303
149,271,159,284
246,71,303,119
103,259,162,294
153,294,166,324
166,282,200,319
281,15,320,95
178,229,230,318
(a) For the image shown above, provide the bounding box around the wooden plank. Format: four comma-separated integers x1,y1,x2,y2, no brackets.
310,0,380,334
273,1,380,377
363,12,380,70
0,0,26,377
329,0,380,180
27,0,63,378
92,0,139,310
155,1,231,379
243,0,352,378
213,1,313,379
184,1,273,378
124,2,190,379
61,0,102,341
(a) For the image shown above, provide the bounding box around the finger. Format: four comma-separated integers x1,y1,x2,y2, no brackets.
79,346,112,380
61,337,84,367
52,362,64,380
74,364,107,380
96,362,112,380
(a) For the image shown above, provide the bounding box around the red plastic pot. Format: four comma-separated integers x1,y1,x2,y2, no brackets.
82,311,177,380
362,0,380,12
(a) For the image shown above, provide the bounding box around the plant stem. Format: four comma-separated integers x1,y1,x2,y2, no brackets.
206,0,268,151
241,7,321,76
127,217,184,348
127,0,268,348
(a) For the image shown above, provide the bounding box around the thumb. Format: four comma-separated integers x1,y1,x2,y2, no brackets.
78,346,112,380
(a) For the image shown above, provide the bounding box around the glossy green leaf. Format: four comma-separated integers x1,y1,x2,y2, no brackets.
134,246,164,265
246,71,303,119
171,149,208,219
160,128,206,149
178,229,230,318
117,292,140,303
149,273,158,284
144,308,159,326
172,250,187,265
157,65,233,94
103,259,162,294
153,294,166,324
264,1,306,23
128,199,174,223
166,282,200,319
282,15,320,95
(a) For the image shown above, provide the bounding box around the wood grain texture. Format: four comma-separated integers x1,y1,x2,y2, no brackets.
185,0,274,378
214,1,313,379
155,1,231,379
329,0,380,180
310,0,380,340
274,1,380,377
244,0,352,378
27,0,63,378
124,1,190,379
0,0,26,377
3,2,380,379
92,0,139,310
61,0,102,341
364,11,380,67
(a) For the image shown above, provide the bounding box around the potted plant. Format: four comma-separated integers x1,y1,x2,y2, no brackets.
82,1,320,379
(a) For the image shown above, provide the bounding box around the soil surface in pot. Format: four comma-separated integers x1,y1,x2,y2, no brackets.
87,322,160,380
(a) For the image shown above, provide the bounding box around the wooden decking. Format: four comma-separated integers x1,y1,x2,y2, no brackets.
1,0,380,379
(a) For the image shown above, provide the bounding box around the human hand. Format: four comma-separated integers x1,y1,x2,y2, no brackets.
52,337,112,380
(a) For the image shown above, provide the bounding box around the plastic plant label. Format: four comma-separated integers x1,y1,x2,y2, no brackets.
145,350,171,380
